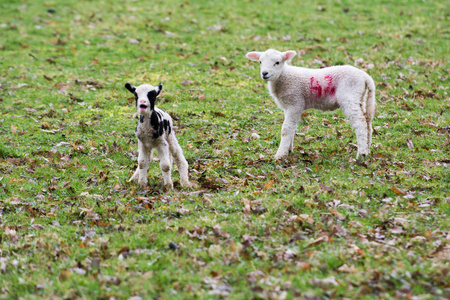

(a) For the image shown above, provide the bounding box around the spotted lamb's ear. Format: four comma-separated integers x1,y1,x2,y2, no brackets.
282,50,297,62
156,83,163,96
246,51,263,61
125,83,136,93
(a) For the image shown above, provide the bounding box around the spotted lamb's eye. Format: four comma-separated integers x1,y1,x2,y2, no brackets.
274,62,280,66
259,61,261,64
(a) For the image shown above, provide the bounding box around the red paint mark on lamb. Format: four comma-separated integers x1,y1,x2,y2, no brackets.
310,75,336,98
310,77,322,98
324,75,336,96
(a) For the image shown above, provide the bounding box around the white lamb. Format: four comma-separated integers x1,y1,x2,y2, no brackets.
125,82,191,189
246,49,376,159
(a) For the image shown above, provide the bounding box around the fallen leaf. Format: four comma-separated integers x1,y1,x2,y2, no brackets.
310,276,339,287
432,244,450,261
349,244,364,255
406,138,414,149
392,185,406,196
181,79,194,86
390,224,403,234
169,241,180,250
410,236,426,242
307,235,329,247
251,206,267,214
349,221,363,228
31,224,45,230
392,217,408,225
357,209,368,218
263,180,274,190
99,274,121,285
337,264,358,273
319,183,334,193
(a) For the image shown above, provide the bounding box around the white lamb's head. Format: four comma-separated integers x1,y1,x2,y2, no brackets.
246,49,297,81
125,82,162,116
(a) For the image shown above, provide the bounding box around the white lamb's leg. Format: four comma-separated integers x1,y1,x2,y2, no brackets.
137,142,151,187
275,109,301,160
157,142,173,190
340,102,370,159
168,135,190,188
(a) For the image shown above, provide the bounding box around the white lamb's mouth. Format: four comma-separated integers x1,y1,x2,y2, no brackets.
262,75,271,80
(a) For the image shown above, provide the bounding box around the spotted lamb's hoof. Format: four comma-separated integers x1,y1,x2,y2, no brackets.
138,179,148,188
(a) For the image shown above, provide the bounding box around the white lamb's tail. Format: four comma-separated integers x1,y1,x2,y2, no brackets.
365,75,376,124
364,74,376,149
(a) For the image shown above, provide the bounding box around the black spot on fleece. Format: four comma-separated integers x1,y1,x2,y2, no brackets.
150,110,172,139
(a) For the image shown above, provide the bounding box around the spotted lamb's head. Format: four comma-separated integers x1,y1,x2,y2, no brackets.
246,49,297,82
125,82,163,116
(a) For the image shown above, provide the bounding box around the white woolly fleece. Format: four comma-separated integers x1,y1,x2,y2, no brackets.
246,49,376,159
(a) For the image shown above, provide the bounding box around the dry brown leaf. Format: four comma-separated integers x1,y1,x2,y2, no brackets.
181,79,194,86
310,276,339,287
31,224,45,230
263,179,274,190
393,217,408,225
337,264,358,273
406,138,414,149
392,185,406,196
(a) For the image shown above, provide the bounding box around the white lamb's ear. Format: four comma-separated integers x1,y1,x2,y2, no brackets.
282,50,297,62
246,51,263,61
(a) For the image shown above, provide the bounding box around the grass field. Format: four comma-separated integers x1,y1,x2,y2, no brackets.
0,0,449,299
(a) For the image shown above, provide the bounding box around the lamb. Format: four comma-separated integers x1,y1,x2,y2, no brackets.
125,82,191,189
246,49,376,160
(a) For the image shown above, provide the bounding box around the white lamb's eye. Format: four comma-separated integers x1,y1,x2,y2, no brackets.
259,61,261,64
274,62,280,66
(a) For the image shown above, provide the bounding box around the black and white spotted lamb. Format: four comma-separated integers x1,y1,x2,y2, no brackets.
125,82,190,189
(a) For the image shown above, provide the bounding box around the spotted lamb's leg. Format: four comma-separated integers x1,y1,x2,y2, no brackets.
129,141,147,184
340,100,370,159
169,136,190,188
168,134,190,188
136,142,151,187
129,168,139,183
157,142,173,190
275,108,302,160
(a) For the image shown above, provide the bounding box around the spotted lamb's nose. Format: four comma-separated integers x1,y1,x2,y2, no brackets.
262,71,268,76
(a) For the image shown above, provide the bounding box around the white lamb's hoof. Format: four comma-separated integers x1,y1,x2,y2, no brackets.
180,181,195,189
356,150,370,160
180,176,193,188
274,152,288,160
163,183,174,190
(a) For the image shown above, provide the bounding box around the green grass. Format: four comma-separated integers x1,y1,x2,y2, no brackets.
0,0,449,299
